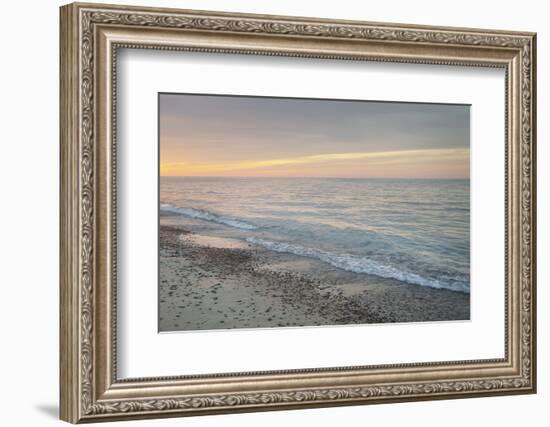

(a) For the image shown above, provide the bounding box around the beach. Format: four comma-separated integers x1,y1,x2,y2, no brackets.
159,216,470,332
158,95,471,332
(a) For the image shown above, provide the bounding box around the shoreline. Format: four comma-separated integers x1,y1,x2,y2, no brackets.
159,221,470,332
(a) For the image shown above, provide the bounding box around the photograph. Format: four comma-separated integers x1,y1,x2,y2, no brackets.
158,93,471,332
57,3,536,422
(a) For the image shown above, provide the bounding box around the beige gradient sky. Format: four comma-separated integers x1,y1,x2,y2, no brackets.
160,94,470,179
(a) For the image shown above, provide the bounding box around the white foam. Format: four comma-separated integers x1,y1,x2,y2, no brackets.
160,204,258,230
246,237,469,293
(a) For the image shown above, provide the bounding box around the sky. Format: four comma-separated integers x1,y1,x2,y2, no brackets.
159,93,470,179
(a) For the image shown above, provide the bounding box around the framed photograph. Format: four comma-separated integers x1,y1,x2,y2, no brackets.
60,2,537,423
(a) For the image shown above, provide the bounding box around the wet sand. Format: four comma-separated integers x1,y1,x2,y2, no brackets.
159,222,470,332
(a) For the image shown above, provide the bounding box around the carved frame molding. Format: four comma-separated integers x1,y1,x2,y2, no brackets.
60,2,536,423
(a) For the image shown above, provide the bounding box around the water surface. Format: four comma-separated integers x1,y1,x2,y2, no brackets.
160,177,470,293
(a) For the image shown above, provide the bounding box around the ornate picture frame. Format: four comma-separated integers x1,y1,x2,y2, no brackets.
60,2,536,423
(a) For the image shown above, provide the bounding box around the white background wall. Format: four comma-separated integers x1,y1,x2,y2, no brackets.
0,0,546,425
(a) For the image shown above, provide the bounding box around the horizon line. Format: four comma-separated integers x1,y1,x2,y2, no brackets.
159,175,469,180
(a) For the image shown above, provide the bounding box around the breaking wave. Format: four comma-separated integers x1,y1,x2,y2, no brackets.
161,204,258,230
246,237,469,293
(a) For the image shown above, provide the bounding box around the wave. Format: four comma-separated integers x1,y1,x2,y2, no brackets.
246,237,469,293
160,204,258,230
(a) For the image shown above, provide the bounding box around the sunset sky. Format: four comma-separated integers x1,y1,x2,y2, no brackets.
159,93,470,179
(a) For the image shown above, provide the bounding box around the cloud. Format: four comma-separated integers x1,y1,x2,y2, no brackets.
160,148,469,177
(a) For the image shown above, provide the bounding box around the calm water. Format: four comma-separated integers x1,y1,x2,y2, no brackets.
160,177,470,293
